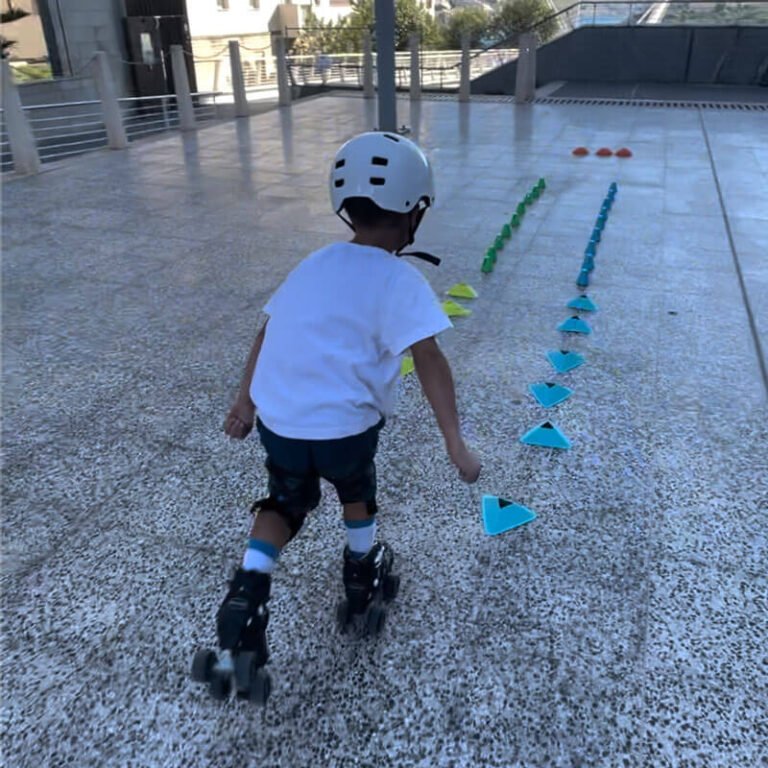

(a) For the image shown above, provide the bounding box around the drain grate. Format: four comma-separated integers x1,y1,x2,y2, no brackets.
534,96,768,111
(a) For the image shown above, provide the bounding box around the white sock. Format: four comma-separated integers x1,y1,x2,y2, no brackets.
242,538,279,573
345,518,376,559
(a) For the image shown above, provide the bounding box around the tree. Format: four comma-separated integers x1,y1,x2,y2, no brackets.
443,7,490,50
1,0,30,58
490,0,557,45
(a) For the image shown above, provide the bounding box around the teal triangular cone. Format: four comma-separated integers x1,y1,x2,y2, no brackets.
529,382,573,408
520,421,571,450
482,495,536,536
567,294,598,312
558,316,592,334
547,349,585,372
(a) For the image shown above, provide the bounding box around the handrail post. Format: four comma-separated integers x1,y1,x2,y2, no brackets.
228,40,248,117
1,57,41,175
409,33,421,101
459,33,470,102
275,34,292,107
362,32,374,99
92,51,128,149
170,45,196,130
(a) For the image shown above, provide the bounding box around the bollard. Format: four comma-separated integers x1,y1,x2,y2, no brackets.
228,41,248,117
362,33,374,100
275,35,292,107
92,52,128,149
459,33,470,103
514,33,537,104
409,33,421,102
170,45,196,131
1,58,41,174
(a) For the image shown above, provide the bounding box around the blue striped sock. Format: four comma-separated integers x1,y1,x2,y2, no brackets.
345,517,376,559
242,538,280,573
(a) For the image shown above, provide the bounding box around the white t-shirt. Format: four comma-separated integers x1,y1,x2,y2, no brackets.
250,242,452,440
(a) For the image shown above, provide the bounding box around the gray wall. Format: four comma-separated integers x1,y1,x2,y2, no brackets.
472,26,768,94
18,76,99,107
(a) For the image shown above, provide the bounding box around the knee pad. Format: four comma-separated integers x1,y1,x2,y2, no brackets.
249,494,315,542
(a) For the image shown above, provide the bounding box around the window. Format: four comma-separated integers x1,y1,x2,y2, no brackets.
217,0,229,10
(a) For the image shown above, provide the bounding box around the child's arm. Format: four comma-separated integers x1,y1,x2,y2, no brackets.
223,321,267,439
411,336,481,483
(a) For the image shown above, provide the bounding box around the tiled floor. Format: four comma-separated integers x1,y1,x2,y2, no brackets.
2,94,767,768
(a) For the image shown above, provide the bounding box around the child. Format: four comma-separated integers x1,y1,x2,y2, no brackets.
203,132,480,702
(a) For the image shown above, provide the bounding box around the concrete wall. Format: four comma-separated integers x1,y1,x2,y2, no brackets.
17,75,98,107
472,26,768,94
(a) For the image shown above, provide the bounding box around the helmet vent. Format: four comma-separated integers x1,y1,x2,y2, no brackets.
383,134,400,142
334,179,344,188
370,177,386,186
335,159,345,169
371,156,388,166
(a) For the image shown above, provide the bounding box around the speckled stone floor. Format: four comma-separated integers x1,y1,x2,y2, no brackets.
2,94,767,768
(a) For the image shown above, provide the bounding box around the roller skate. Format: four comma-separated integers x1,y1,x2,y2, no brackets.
191,568,272,705
336,542,400,636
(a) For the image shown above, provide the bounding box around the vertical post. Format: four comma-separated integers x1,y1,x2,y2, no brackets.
275,34,292,107
514,33,537,103
459,33,470,102
1,58,41,175
228,40,248,118
409,33,421,101
170,45,196,130
91,51,128,149
374,0,397,131
362,32,374,99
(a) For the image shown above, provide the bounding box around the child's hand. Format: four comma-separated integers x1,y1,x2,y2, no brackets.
224,399,254,439
448,439,482,484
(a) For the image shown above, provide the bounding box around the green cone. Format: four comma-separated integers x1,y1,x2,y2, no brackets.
486,246,497,263
537,177,546,190
501,223,511,239
494,235,504,251
481,257,494,273
516,203,526,216
510,214,521,228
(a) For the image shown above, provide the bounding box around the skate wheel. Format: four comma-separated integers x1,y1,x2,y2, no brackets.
191,649,217,683
248,668,272,705
336,600,351,633
209,671,231,701
383,573,400,601
234,652,255,693
366,604,386,636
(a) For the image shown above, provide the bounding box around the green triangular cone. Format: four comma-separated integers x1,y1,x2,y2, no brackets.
567,295,598,312
558,316,592,334
400,356,415,376
482,495,536,535
442,300,472,318
529,382,573,408
547,349,584,372
520,421,571,450
447,283,478,299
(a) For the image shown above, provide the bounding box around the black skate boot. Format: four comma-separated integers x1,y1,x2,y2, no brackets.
191,569,272,704
336,542,400,636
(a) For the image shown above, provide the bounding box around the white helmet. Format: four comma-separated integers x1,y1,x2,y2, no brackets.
330,131,435,215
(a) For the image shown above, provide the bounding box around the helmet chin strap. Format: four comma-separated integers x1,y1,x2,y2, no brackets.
396,205,441,266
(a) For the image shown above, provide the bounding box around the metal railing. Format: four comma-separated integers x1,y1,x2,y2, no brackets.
1,92,221,173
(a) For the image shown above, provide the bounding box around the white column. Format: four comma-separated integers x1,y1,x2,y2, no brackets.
514,33,537,103
362,33,374,99
409,33,421,101
170,45,196,131
1,58,41,175
275,35,292,107
228,40,248,118
459,33,471,103
91,51,128,149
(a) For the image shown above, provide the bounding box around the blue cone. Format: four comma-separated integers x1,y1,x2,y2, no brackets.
547,349,585,372
558,315,592,334
596,214,607,230
520,421,571,450
592,228,602,243
482,495,536,535
577,268,590,287
530,381,573,408
567,294,598,312
583,255,594,273
609,182,618,193
585,242,596,257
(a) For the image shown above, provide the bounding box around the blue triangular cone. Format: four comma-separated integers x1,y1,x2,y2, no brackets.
520,421,571,450
529,382,573,408
558,315,592,334
482,496,536,536
592,228,601,243
585,243,596,257
583,255,594,273
567,294,598,312
577,269,590,288
547,349,585,372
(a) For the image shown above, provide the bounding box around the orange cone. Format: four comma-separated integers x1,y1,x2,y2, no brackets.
596,148,613,157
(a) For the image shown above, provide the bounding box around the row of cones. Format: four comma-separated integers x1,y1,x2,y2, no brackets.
481,178,546,274
573,147,632,158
